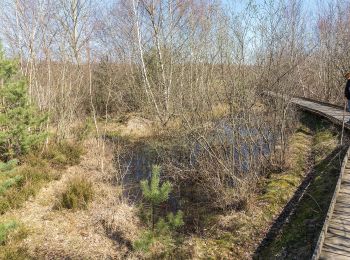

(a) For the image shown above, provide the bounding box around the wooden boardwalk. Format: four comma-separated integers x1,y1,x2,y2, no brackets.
266,92,350,129
291,97,350,130
266,92,350,259
267,93,350,259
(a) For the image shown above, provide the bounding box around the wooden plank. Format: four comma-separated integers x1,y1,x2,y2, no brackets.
323,242,350,255
320,248,350,260
328,217,350,227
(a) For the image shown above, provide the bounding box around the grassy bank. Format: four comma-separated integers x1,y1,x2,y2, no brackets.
256,115,342,259
170,113,342,259
0,142,84,259
0,142,83,215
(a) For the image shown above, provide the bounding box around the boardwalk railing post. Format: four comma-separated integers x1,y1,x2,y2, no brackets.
341,100,346,145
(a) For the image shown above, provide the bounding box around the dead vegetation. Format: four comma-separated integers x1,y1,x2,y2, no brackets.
0,138,141,259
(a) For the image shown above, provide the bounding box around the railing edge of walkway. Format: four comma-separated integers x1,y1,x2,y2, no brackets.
311,145,350,259
262,91,350,131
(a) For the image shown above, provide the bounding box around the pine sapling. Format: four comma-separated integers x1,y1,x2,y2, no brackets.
0,45,47,161
140,165,172,230
135,165,184,252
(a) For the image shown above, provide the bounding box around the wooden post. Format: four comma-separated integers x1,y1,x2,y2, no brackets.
341,100,347,145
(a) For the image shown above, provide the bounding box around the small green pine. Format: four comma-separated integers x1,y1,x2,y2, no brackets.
135,165,184,253
0,45,47,161
140,165,172,205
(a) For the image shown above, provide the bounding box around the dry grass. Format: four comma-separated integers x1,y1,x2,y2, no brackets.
212,103,230,118
102,115,156,139
0,138,141,259
0,219,29,260
0,115,334,259
55,177,94,210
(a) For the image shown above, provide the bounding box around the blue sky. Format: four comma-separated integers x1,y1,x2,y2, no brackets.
220,0,332,16
100,0,332,16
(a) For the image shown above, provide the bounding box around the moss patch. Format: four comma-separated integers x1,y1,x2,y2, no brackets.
256,117,341,259
263,134,311,200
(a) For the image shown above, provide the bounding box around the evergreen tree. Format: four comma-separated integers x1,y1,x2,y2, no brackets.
135,165,184,252
140,165,172,230
0,46,47,161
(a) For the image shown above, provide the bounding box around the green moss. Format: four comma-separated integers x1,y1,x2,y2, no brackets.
257,119,342,259
313,130,338,163
314,129,334,144
260,126,312,208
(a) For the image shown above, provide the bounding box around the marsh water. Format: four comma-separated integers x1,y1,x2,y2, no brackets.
112,119,274,208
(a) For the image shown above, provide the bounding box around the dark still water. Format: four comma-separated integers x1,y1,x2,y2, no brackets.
113,120,274,206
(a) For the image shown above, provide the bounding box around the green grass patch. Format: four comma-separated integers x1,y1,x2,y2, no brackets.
43,141,84,167
260,127,313,209
0,162,60,214
0,141,84,215
257,124,341,259
0,220,30,259
313,129,338,163
56,177,94,210
0,220,18,244
185,115,340,259
0,175,23,195
0,140,85,256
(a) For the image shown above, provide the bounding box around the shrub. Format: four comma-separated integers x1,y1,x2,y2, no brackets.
0,164,57,214
0,159,18,172
44,142,84,167
0,45,47,161
0,175,23,195
73,118,94,142
57,177,94,210
0,220,17,244
23,154,49,168
133,231,155,252
0,160,21,196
